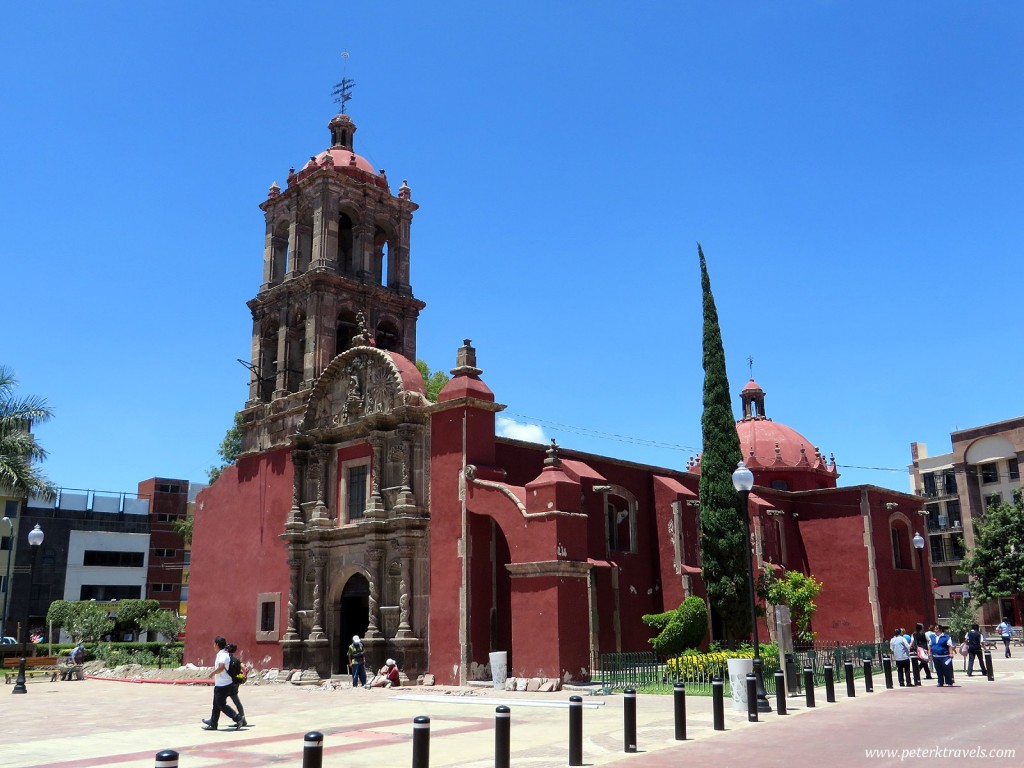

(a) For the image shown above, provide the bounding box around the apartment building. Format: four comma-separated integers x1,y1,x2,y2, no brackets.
910,416,1024,625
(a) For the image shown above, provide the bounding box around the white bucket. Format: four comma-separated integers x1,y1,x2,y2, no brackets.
489,651,508,689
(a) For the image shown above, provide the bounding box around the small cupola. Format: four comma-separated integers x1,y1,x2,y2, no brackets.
740,379,768,421
329,113,356,150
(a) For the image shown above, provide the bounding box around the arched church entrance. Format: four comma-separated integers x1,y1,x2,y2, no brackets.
339,573,370,675
468,512,513,670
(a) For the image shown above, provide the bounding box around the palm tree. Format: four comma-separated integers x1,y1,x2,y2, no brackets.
0,366,56,500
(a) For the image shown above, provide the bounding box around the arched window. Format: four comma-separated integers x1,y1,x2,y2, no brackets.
375,320,400,352
337,213,355,274
374,227,390,287
889,516,913,570
271,220,289,283
336,311,357,356
258,321,278,401
602,486,637,554
286,314,306,392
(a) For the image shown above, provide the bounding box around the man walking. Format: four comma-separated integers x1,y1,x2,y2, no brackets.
996,617,1013,658
890,628,912,687
203,636,243,730
965,624,988,677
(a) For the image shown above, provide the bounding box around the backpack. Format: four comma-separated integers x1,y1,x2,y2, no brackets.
228,654,245,685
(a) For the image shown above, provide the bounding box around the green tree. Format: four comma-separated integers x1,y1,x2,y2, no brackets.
416,360,450,403
696,245,750,640
208,412,245,483
139,609,185,643
0,366,56,500
758,567,823,643
959,488,1024,623
946,597,978,643
113,599,161,636
47,601,115,642
172,515,194,546
643,596,709,658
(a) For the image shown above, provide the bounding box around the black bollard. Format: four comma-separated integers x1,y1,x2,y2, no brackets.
882,656,893,689
712,677,725,731
495,706,510,768
863,658,873,693
803,666,815,708
154,750,179,768
774,670,787,715
673,682,686,741
746,673,758,722
302,732,323,768
569,695,583,766
844,660,855,698
985,651,994,681
623,688,637,753
412,716,430,768
824,663,836,702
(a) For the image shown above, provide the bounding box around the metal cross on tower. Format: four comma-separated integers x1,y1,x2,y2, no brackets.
332,53,355,114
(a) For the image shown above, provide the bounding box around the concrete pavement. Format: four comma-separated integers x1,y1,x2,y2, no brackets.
3,657,1021,768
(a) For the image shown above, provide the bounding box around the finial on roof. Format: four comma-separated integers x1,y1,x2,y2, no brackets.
399,179,411,200
545,439,561,467
450,339,483,377
268,181,281,198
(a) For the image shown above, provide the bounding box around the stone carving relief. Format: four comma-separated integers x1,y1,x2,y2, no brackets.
304,350,402,432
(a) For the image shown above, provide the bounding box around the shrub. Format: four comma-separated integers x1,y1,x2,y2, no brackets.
643,596,709,658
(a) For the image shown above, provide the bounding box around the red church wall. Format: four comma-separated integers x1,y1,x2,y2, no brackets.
184,449,292,667
509,571,590,679
796,489,877,641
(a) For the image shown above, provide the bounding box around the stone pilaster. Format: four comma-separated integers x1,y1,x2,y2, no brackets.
287,450,307,531
365,548,383,639
366,433,387,519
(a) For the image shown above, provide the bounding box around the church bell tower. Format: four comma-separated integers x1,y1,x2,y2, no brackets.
244,108,424,419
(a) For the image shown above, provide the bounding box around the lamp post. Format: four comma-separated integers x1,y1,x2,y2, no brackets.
732,461,771,713
913,531,930,627
1,517,13,638
12,523,44,695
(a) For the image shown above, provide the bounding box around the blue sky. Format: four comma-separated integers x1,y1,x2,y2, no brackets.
3,2,1022,496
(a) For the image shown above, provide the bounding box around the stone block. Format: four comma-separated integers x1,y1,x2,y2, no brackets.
515,677,528,691
504,677,517,691
420,674,435,686
538,680,555,692
526,677,542,692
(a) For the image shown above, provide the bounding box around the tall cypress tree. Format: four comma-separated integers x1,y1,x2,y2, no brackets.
697,244,751,640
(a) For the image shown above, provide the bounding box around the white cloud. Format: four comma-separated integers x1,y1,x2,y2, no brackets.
496,416,548,444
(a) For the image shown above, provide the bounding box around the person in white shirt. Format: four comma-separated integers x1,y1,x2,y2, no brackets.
889,628,912,686
202,636,243,730
996,618,1013,658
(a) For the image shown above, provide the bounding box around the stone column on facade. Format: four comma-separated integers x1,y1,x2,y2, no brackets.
286,217,300,278
309,446,332,527
365,433,387,519
396,546,414,638
282,557,301,643
286,450,308,531
273,308,290,398
393,427,417,514
365,548,383,639
354,220,375,282
307,555,328,643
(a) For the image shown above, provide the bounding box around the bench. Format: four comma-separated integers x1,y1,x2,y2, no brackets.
2,656,60,684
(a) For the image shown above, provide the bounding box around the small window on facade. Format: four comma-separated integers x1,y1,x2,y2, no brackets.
152,583,174,593
3,499,17,518
261,601,275,632
891,527,905,569
981,463,999,484
770,479,789,491
922,473,937,496
1009,458,1020,481
985,493,1002,509
0,536,10,551
154,548,176,558
946,499,962,528
348,465,368,521
942,470,957,495
183,551,191,566
604,493,637,554
925,503,941,530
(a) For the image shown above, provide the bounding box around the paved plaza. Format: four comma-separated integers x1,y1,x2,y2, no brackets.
3,658,1022,768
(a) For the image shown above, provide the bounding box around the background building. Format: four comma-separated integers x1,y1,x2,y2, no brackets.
910,417,1024,625
1,491,23,638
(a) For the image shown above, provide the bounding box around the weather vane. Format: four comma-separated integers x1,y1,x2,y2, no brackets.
332,51,355,114
747,356,754,379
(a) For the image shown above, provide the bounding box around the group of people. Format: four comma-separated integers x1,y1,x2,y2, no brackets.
889,621,997,688
347,635,401,689
202,636,247,731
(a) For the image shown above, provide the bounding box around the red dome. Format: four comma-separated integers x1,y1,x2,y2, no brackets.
736,418,820,467
303,148,378,176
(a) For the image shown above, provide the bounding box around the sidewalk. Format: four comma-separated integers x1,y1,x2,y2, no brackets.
3,657,1021,768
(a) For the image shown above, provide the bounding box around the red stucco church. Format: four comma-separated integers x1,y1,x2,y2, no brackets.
185,106,933,683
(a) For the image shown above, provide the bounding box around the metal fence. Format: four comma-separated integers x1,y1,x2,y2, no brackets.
597,642,891,696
